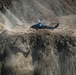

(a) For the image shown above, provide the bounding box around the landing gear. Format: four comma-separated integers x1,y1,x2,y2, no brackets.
0,2,3,11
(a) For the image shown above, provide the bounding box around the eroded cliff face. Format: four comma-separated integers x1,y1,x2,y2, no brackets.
0,31,76,75
0,0,76,75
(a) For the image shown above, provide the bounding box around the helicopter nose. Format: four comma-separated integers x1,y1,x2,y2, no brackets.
31,25,34,28
31,25,36,28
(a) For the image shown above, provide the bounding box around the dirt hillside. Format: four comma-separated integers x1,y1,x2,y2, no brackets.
0,0,76,75
1,0,76,23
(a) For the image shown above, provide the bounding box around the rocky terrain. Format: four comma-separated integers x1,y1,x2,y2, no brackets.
0,0,76,75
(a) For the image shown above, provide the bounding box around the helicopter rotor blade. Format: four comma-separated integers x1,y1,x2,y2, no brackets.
38,18,41,23
42,22,50,25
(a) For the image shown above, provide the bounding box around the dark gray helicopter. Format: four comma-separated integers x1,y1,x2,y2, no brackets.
31,19,59,30
0,2,3,11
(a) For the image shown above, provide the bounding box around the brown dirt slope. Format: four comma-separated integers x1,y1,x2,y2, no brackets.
1,0,76,23
0,0,76,75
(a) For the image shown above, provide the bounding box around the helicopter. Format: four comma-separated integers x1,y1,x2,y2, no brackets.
31,18,59,30
0,2,3,11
